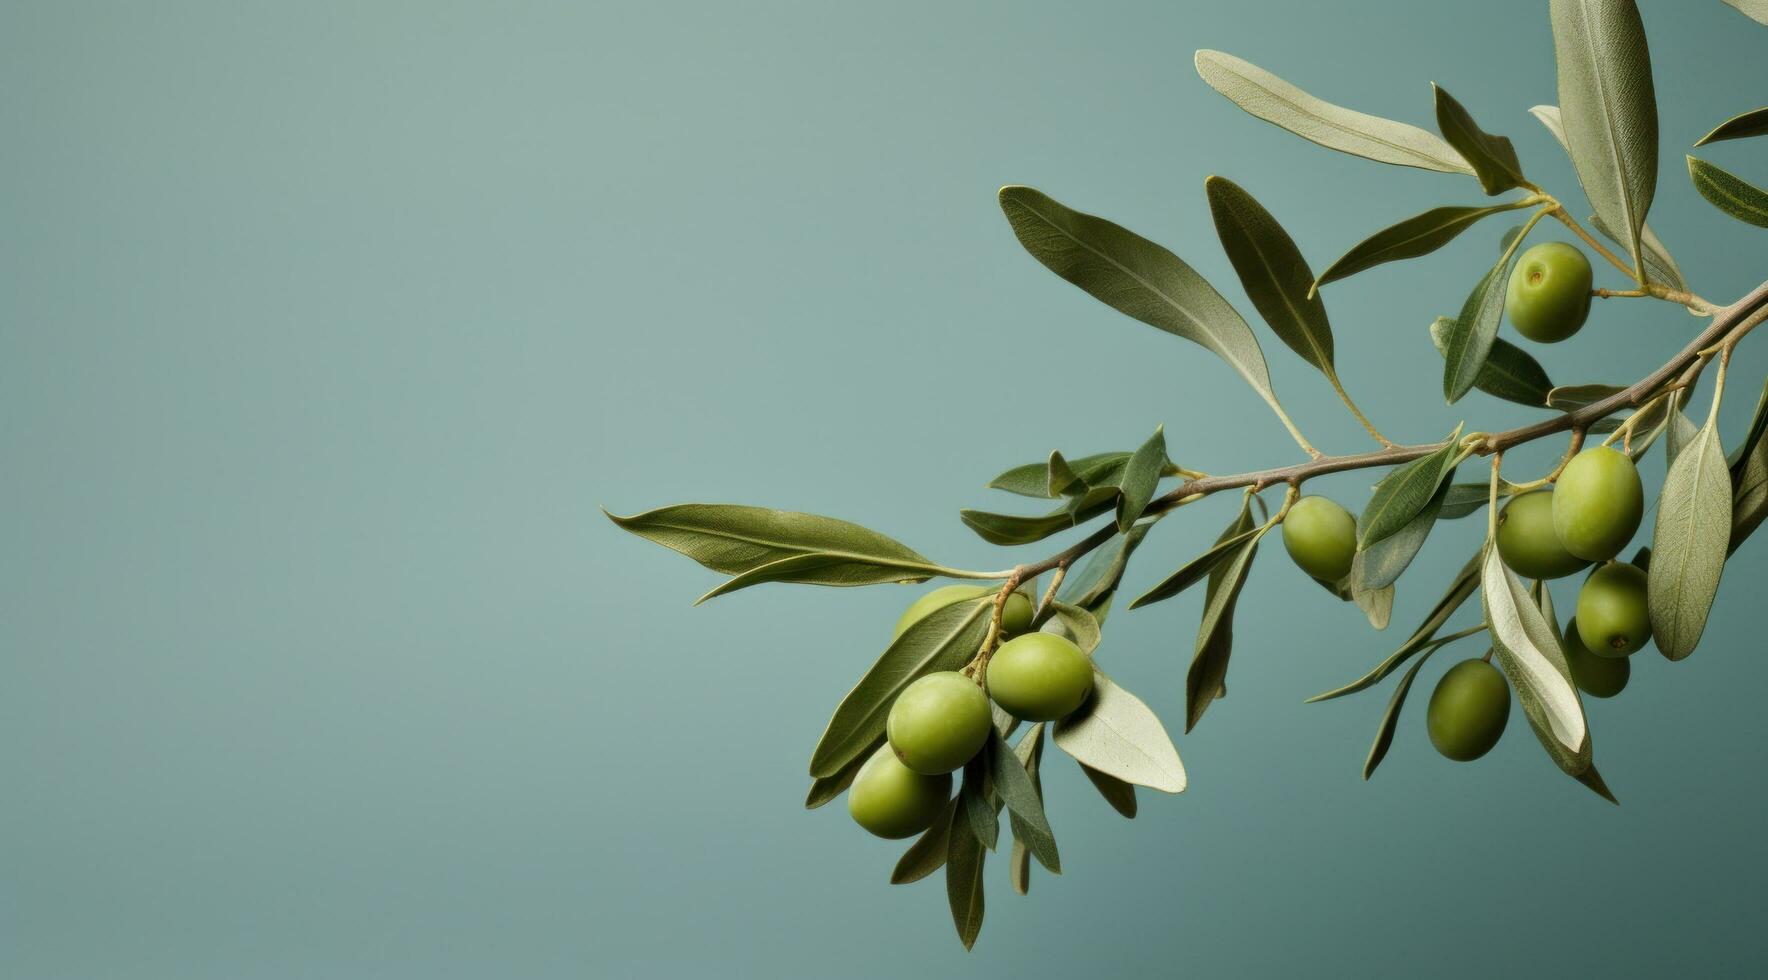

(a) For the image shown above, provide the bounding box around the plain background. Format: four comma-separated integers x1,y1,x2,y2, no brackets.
4,1,1767,977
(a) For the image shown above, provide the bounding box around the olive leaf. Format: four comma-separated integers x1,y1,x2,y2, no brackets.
1307,551,1482,702
1481,546,1592,776
1347,556,1395,630
959,755,999,851
804,733,883,809
1362,642,1440,780
1117,426,1168,531
1665,407,1701,467
1043,602,1102,655
1547,383,1626,412
998,186,1285,417
1193,50,1473,174
945,804,986,950
1187,507,1265,732
1529,103,1681,287
808,597,993,778
989,451,1131,499
1077,762,1138,818
1438,481,1509,520
1357,472,1454,590
891,797,958,884
1650,416,1731,660
607,504,935,584
1432,83,1526,195
960,494,1115,546
1695,106,1768,147
1317,204,1522,290
1728,375,1768,483
1053,668,1187,793
1129,515,1262,610
1359,427,1462,550
1442,245,1518,403
995,726,1058,877
694,550,957,604
1732,433,1768,555
1058,525,1151,617
1687,156,1768,228
1430,316,1553,406
1723,0,1768,27
1550,0,1659,280
1204,175,1336,376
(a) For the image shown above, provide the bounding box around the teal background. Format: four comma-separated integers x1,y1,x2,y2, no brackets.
3,1,1765,976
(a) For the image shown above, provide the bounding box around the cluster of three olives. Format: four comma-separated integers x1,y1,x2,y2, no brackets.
848,587,1095,839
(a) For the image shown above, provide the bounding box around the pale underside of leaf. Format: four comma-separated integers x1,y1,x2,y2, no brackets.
1481,547,1589,766
1650,419,1730,660
1722,0,1768,28
1053,668,1186,793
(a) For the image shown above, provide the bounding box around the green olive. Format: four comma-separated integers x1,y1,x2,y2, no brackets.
986,632,1093,721
1282,495,1357,582
1575,562,1651,657
1505,242,1593,343
1426,658,1511,762
886,671,992,774
1496,489,1590,580
847,745,951,839
893,585,1032,639
1552,447,1644,561
1562,616,1629,698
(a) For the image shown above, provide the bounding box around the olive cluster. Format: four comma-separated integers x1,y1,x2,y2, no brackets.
848,586,1094,839
1282,242,1648,763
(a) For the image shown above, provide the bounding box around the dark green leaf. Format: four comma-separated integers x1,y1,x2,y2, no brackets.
1438,481,1506,520
1194,50,1474,174
808,598,993,777
1053,668,1187,792
1188,506,1266,732
1443,248,1516,403
1550,0,1659,279
959,756,998,851
1205,175,1335,374
1129,518,1262,610
694,550,953,604
804,733,882,809
1117,426,1167,531
1482,547,1591,776
1430,316,1553,406
1650,417,1731,659
1695,106,1768,146
1318,204,1521,289
1059,524,1151,613
1358,470,1454,590
1547,383,1626,412
944,805,986,950
1728,375,1768,482
1307,551,1482,702
1433,83,1526,195
891,797,958,884
988,451,1132,499
1359,429,1462,549
960,494,1115,547
1077,762,1138,818
1687,155,1768,228
607,503,932,579
1362,643,1440,780
995,727,1058,875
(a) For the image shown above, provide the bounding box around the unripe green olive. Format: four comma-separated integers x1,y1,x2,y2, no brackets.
987,632,1093,721
1497,489,1590,580
894,585,1032,639
1562,616,1629,698
886,671,992,774
1552,447,1644,561
1426,658,1510,762
1282,495,1357,582
847,745,951,839
1506,242,1592,343
1575,562,1651,657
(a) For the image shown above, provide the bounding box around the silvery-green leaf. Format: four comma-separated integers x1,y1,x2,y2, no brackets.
1443,248,1515,403
808,598,992,777
1042,602,1101,655
1187,500,1264,730
1117,426,1167,530
1665,408,1701,466
1358,471,1454,590
998,186,1283,414
1053,668,1187,793
1319,205,1521,289
1308,551,1482,702
1481,547,1591,774
1430,316,1553,406
1204,175,1335,374
805,733,882,809
1433,83,1526,195
995,727,1058,876
1722,0,1768,27
1550,0,1659,280
1529,103,1681,288
1547,383,1626,411
960,494,1114,547
1359,428,1463,549
694,550,954,604
1077,762,1138,818
1059,524,1151,613
607,503,931,578
891,797,957,884
944,806,986,950
1348,554,1396,630
1438,481,1507,520
1362,643,1440,780
1650,418,1731,660
1687,156,1768,228
1194,50,1473,174
1695,106,1768,147
989,451,1132,499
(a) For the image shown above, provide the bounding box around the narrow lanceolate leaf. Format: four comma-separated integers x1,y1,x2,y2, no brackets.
891,797,958,884
1550,0,1659,280
1363,643,1440,780
1482,547,1591,775
1729,376,1768,482
1359,429,1462,550
1687,156,1768,228
1117,426,1167,531
960,495,1114,547
1695,106,1768,146
1530,103,1682,288
1129,521,1262,610
607,503,931,578
1053,668,1187,792
1318,205,1520,289
944,807,986,950
1308,551,1482,702
1438,481,1507,520
1007,728,1046,895
1204,175,1335,374
959,756,999,851
989,451,1131,499
807,598,992,777
1059,525,1150,613
1546,383,1626,415
1194,50,1473,174
1187,518,1265,732
1722,0,1768,27
695,550,951,604
1078,762,1138,818
995,727,1058,875
1443,249,1515,403
1665,408,1701,467
1357,472,1454,591
805,733,882,809
1733,432,1768,555
1430,317,1553,406
998,185,1280,412
1650,418,1731,659
1432,84,1526,195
